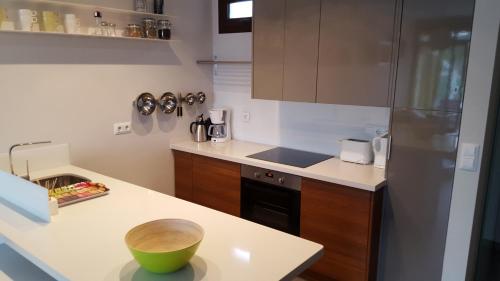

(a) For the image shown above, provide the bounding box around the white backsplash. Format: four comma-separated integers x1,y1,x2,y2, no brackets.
212,65,390,156
213,64,281,145
279,102,390,155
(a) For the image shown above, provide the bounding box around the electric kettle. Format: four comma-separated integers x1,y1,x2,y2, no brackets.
372,135,388,169
190,115,208,142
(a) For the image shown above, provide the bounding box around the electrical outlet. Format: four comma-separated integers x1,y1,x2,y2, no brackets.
113,122,131,135
242,111,250,123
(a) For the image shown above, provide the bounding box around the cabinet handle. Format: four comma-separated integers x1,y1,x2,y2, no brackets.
387,135,393,161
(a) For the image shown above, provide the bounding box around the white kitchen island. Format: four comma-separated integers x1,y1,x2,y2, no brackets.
0,165,323,281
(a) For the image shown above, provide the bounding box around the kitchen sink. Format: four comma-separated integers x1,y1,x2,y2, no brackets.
31,174,109,207
31,174,91,189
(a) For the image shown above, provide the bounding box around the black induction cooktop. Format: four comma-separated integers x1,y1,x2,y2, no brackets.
247,147,333,168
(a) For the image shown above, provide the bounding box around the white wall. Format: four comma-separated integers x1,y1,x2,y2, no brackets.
211,0,390,155
0,0,213,195
442,0,500,280
212,63,282,144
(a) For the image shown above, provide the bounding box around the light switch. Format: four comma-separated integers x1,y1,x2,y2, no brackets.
242,111,250,123
458,143,480,171
462,143,477,158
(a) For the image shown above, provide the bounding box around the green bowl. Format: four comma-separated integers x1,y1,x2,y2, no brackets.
125,219,204,274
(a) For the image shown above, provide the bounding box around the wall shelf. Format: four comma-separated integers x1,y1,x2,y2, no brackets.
0,29,179,43
0,0,174,42
197,60,252,65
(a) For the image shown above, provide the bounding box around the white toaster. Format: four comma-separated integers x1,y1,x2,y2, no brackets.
339,139,374,165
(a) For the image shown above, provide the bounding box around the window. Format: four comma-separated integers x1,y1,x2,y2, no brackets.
229,1,252,19
219,0,252,34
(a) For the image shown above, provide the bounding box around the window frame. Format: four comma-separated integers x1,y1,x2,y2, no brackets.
218,0,252,34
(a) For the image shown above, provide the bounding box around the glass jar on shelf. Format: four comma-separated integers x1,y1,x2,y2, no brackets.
126,24,142,38
142,18,156,39
100,21,109,36
108,23,116,37
157,19,171,40
93,10,102,35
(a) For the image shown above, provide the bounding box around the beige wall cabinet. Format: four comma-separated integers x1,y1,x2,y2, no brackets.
253,0,397,107
282,0,321,103
316,0,396,106
252,0,286,101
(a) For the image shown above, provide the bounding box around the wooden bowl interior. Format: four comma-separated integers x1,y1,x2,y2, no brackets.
126,219,204,253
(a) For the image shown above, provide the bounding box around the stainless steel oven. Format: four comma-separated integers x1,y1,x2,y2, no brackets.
240,165,301,236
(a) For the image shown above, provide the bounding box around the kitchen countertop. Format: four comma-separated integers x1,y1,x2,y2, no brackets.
0,165,323,281
171,140,386,191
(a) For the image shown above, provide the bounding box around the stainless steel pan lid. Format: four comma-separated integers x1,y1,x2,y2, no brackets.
158,92,178,114
135,93,157,116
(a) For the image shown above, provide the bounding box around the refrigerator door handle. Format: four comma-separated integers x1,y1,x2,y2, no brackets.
387,135,393,160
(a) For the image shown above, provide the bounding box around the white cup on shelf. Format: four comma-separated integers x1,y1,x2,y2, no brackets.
64,13,80,34
18,9,38,31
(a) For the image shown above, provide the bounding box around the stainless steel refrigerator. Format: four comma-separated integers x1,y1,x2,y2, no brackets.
378,0,476,280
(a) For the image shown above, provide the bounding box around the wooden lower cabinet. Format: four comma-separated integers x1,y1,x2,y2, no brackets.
301,178,383,281
174,151,383,280
174,151,241,217
173,151,193,201
192,155,241,216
